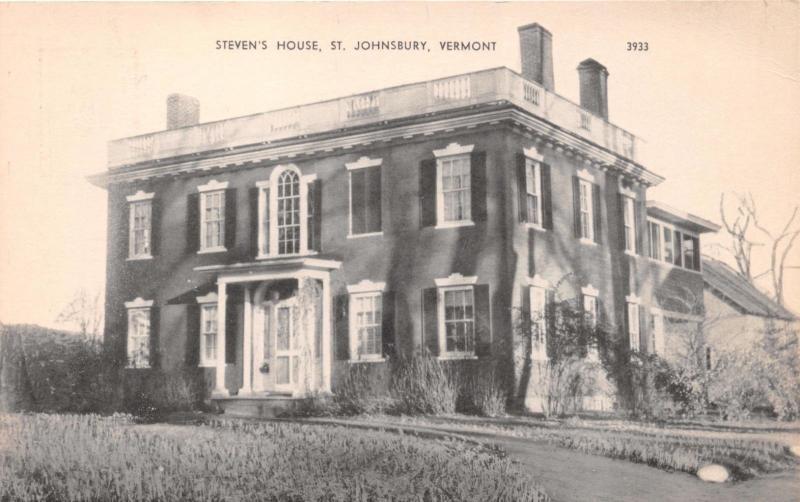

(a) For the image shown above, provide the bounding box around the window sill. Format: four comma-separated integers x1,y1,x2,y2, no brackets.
125,365,151,370
525,223,546,232
438,353,478,361
198,362,217,368
579,238,598,246
127,255,153,261
435,220,475,230
256,251,319,260
646,257,702,275
349,356,386,364
347,232,383,239
198,247,227,255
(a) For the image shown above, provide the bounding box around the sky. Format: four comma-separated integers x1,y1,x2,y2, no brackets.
0,2,798,329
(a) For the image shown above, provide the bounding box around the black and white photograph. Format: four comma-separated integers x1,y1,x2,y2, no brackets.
0,2,798,500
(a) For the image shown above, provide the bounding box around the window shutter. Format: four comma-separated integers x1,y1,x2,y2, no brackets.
635,200,646,256
149,197,161,257
367,166,382,233
149,306,160,369
422,287,439,356
692,236,701,271
225,298,236,365
516,154,528,223
592,183,602,244
419,159,437,228
471,151,487,223
334,294,349,360
249,187,260,257
572,176,581,238
381,291,395,358
673,231,682,267
263,188,270,255
310,179,322,251
186,193,200,254
224,188,237,250
541,163,553,230
186,303,200,366
474,284,491,356
351,169,367,235
638,305,649,353
545,290,557,359
617,194,627,251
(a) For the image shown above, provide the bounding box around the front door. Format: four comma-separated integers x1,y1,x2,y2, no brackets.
272,298,299,393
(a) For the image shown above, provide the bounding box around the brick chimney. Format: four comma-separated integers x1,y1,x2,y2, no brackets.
577,58,609,120
518,23,554,92
166,93,200,130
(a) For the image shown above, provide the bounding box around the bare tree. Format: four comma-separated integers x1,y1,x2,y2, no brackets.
720,193,799,307
55,289,103,339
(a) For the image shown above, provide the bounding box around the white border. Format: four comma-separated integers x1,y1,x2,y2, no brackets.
345,156,383,171
346,279,387,294
433,142,474,158
434,273,478,287
126,190,155,202
197,179,229,192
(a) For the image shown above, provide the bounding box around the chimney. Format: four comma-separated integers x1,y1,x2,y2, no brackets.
166,93,200,129
518,23,554,91
577,58,609,120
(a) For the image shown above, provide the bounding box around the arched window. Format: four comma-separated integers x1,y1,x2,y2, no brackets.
277,170,301,255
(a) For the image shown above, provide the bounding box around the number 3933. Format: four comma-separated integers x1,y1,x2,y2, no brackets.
627,42,649,51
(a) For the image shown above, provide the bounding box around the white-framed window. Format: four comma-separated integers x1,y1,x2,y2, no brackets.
650,312,665,355
647,218,701,272
199,304,218,367
525,157,543,226
663,226,674,264
433,143,474,228
578,179,594,241
582,285,599,361
126,191,154,259
350,292,383,360
441,286,475,356
622,196,636,253
257,165,317,258
626,295,640,352
201,190,225,251
125,298,153,368
530,285,548,361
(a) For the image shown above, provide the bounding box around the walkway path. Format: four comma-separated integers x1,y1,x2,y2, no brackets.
299,417,799,502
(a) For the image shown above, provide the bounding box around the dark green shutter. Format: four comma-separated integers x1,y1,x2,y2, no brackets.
516,153,528,223
541,163,553,230
225,299,236,365
149,306,160,369
351,169,367,234
419,159,437,228
334,294,349,360
592,183,602,244
618,194,627,251
381,291,395,357
635,199,647,256
186,193,199,253
367,166,382,233
249,187,260,258
224,188,237,250
474,284,491,356
422,288,439,356
572,176,582,238
186,303,200,366
150,197,161,257
470,151,487,223
309,179,322,251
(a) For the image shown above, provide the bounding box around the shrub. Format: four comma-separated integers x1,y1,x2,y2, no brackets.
471,364,508,417
390,352,458,415
333,362,393,415
121,368,205,421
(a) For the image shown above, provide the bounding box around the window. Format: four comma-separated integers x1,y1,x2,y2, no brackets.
199,304,218,367
201,191,225,251
650,312,665,355
647,219,701,271
347,157,382,236
277,170,301,255
627,299,640,351
583,295,598,328
622,196,635,252
442,287,475,355
529,286,548,360
525,158,542,226
350,293,383,360
578,179,593,241
126,191,154,259
258,165,317,258
125,298,152,368
439,155,471,223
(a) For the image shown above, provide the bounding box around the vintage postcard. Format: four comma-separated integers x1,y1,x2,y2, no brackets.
0,2,798,501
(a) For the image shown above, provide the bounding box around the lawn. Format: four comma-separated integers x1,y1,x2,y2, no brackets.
338,414,799,481
0,413,548,501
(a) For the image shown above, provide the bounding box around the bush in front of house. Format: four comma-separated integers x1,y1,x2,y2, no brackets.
121,367,206,421
0,413,550,502
389,352,459,415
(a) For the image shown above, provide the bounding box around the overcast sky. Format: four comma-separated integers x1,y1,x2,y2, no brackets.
1,2,798,329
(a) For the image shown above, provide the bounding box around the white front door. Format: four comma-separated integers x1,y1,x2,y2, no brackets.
273,298,299,393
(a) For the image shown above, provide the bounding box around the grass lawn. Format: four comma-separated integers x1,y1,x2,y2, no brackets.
340,414,799,481
0,413,548,501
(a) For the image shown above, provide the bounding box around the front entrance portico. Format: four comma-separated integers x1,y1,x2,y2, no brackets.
196,258,340,398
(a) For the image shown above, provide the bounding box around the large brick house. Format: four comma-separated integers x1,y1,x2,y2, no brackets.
90,23,719,411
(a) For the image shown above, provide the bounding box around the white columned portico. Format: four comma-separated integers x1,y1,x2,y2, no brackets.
240,285,253,395
321,274,332,392
213,281,228,396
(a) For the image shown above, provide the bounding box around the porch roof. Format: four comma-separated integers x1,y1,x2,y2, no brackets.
195,256,342,283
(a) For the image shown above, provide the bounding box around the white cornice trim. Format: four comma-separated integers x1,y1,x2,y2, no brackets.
196,292,219,304
126,190,155,202
433,142,474,158
577,168,595,183
346,279,386,294
198,179,229,192
626,294,641,304
523,146,544,162
582,284,599,297
435,273,478,287
527,275,550,289
345,156,383,171
124,297,153,309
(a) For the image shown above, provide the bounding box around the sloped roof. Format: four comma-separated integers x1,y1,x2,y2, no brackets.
703,257,797,321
